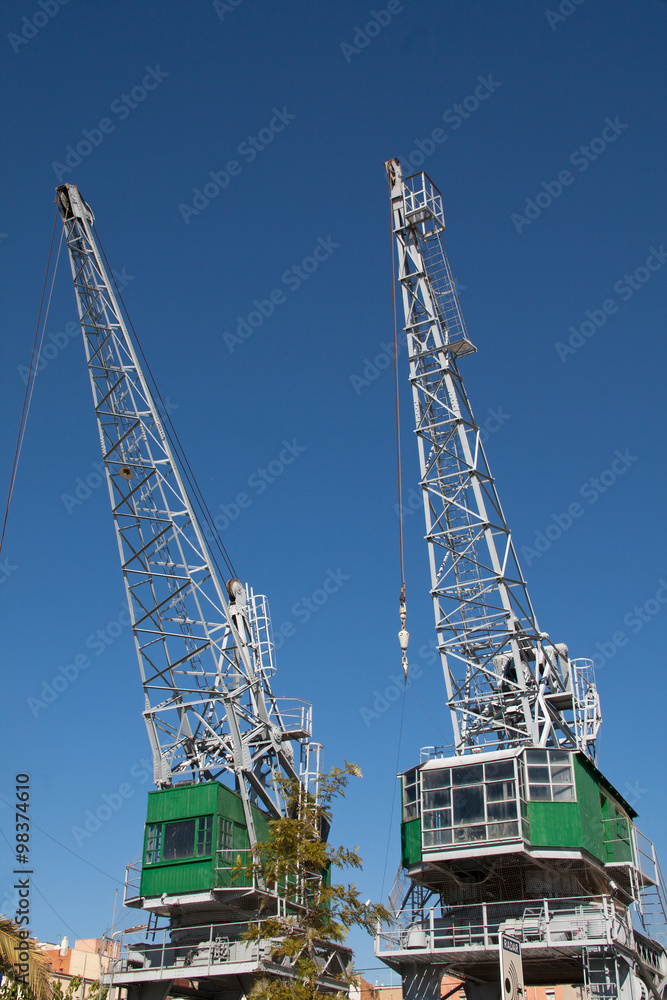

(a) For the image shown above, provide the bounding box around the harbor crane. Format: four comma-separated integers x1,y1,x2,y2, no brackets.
56,182,351,1000
375,159,667,1000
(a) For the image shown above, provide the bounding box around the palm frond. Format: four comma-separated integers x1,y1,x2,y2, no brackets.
0,915,53,1000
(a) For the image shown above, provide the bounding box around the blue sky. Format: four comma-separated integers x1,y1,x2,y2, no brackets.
0,0,665,982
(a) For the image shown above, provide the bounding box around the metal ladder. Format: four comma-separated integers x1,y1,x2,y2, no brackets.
583,947,621,1000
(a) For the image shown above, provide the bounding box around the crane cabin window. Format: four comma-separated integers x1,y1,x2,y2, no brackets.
196,815,213,857
144,815,215,864
219,818,234,862
525,750,576,802
164,819,197,860
403,769,420,822
146,824,162,865
421,758,520,848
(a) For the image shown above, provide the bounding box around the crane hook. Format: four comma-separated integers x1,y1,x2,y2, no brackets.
398,599,409,680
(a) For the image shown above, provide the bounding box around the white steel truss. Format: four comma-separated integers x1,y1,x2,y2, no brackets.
386,159,601,760
56,184,312,845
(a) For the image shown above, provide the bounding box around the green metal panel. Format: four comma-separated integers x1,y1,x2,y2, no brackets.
525,756,604,858
526,800,581,848
574,755,606,861
140,859,213,896
401,819,422,867
600,791,633,863
525,755,632,866
140,781,271,898
145,781,220,823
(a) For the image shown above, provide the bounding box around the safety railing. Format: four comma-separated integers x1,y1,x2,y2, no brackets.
633,827,659,885
602,815,634,865
123,859,142,904
104,918,354,987
247,590,277,678
106,920,270,979
213,848,311,907
401,172,445,231
271,699,313,739
570,657,602,757
376,895,629,956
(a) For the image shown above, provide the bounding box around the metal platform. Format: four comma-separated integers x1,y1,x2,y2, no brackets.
105,918,352,1000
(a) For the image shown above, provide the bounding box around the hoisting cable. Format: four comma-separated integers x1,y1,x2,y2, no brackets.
93,227,239,583
380,179,410,899
0,211,62,562
388,176,409,680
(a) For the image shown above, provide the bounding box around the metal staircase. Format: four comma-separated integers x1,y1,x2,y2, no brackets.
583,948,622,1000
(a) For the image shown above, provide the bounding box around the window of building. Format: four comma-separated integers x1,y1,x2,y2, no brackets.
403,768,420,822
421,758,519,849
146,824,162,865
164,819,196,860
196,815,213,856
217,817,248,866
525,750,576,802
219,817,233,860
144,815,214,864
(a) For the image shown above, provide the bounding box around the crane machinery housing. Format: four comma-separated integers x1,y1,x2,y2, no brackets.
374,160,667,1000
55,183,352,1000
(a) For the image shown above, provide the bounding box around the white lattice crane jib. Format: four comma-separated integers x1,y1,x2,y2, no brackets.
385,158,601,760
55,183,315,846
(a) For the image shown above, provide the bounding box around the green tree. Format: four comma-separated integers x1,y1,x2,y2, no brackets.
51,975,107,1000
0,916,52,1000
235,761,391,999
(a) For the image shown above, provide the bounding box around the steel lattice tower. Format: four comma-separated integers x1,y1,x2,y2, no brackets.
386,158,601,760
375,160,667,1000
57,183,313,829
57,183,350,999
